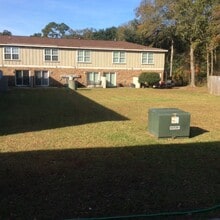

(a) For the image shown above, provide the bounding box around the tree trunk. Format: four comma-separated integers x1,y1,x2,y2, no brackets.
206,44,210,78
211,48,214,76
190,42,196,87
214,49,217,63
206,44,210,88
170,39,174,78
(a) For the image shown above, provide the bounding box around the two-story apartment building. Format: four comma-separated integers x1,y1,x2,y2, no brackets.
0,35,167,88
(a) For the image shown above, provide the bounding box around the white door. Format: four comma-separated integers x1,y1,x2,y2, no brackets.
104,72,116,87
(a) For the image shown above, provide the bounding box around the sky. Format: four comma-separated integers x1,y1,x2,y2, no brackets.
0,0,141,36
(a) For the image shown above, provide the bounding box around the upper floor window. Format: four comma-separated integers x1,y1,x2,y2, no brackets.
4,47,19,60
77,50,91,63
45,48,58,61
113,51,126,63
142,52,154,64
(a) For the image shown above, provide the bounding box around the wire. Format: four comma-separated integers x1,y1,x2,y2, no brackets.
67,204,220,220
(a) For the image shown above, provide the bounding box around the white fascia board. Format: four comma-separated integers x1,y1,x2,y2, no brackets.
0,43,168,53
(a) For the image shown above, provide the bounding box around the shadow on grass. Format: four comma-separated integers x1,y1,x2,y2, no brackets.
190,126,209,138
0,88,128,135
0,142,220,219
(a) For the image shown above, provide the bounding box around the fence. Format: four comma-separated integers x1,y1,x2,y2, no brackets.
208,76,220,96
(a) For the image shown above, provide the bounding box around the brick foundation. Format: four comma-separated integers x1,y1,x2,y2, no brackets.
0,67,163,88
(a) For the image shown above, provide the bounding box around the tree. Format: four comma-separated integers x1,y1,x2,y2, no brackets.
173,0,214,87
135,0,179,78
92,27,118,40
68,28,96,39
31,33,42,37
135,0,218,86
81,28,96,39
136,0,162,45
206,1,220,77
0,30,12,36
42,22,71,38
117,20,141,43
135,0,176,43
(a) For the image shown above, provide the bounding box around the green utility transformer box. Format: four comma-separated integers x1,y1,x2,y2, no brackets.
148,108,190,138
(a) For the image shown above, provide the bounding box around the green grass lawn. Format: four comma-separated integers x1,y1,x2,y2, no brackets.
0,87,220,219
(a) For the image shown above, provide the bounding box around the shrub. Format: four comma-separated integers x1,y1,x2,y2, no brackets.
138,72,161,87
172,67,189,86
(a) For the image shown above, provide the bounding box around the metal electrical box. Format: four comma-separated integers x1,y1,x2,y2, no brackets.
148,108,190,138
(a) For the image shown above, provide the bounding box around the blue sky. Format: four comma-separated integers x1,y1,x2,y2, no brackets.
0,0,141,36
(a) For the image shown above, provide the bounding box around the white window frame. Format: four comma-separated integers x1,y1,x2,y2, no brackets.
44,48,58,61
4,47,19,60
77,50,91,63
142,52,154,64
87,72,100,85
103,72,117,87
113,51,126,64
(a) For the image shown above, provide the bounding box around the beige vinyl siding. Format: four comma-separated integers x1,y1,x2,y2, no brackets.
76,50,165,70
1,47,70,67
1,47,43,67
60,49,76,67
0,46,21,66
24,48,42,66
140,53,165,70
0,46,165,70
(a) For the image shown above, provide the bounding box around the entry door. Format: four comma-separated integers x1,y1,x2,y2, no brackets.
15,70,30,86
104,72,116,87
35,71,49,86
87,72,100,86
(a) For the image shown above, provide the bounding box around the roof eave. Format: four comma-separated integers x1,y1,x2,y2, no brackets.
0,43,168,52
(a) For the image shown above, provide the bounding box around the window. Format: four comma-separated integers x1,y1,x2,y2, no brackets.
113,51,126,63
15,70,30,86
87,72,100,85
35,70,49,86
45,48,58,61
77,50,91,63
4,47,19,60
142,52,154,64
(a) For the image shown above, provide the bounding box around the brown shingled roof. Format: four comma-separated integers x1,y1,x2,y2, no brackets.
0,35,167,52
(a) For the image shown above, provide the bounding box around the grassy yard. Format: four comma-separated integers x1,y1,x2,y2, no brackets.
0,87,220,219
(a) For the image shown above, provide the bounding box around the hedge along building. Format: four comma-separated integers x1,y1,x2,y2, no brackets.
0,35,167,88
